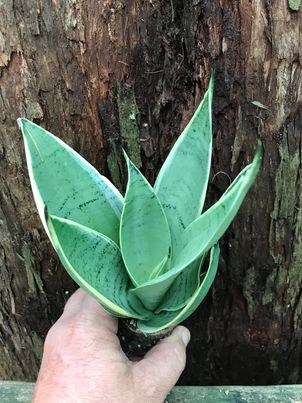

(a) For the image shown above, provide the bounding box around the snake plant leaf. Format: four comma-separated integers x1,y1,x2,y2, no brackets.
120,153,171,286
131,142,262,310
155,255,206,313
148,255,169,281
130,259,207,312
18,118,123,244
137,244,220,333
19,77,262,334
172,141,262,271
154,76,213,251
46,213,151,319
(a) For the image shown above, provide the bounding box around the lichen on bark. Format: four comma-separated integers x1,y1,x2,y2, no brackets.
288,0,301,11
116,81,142,169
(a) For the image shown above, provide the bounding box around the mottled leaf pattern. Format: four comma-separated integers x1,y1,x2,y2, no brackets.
149,255,169,281
137,244,220,333
47,214,152,319
154,76,213,251
131,143,261,312
20,77,262,334
155,255,206,313
120,154,171,286
172,142,262,271
19,118,123,244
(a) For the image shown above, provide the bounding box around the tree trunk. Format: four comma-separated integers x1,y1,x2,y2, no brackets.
1,0,302,385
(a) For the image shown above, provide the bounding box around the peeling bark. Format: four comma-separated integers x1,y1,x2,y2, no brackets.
0,0,302,384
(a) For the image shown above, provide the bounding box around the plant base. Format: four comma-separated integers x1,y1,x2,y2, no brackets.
118,318,173,359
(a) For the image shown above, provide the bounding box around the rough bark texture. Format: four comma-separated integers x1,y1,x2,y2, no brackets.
0,0,302,385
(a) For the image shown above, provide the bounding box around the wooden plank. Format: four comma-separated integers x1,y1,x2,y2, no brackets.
1,382,302,402
166,385,302,402
0,382,34,402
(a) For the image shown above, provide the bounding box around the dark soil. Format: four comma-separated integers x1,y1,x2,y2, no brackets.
118,318,173,359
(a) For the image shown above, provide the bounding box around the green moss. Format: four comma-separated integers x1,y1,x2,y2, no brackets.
22,243,45,297
269,144,299,265
270,145,299,222
288,0,301,11
268,140,302,321
106,140,124,192
242,266,257,321
262,269,287,318
286,206,302,313
262,270,275,306
116,81,142,168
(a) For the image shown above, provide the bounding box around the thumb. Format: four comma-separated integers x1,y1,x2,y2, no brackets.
133,326,190,400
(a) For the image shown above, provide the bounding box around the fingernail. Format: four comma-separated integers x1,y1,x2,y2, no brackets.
173,326,191,346
181,328,191,346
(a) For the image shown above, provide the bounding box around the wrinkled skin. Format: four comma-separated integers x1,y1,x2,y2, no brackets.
33,289,190,403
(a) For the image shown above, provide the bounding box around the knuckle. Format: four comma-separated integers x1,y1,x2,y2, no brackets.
163,340,187,370
44,314,87,350
45,321,62,343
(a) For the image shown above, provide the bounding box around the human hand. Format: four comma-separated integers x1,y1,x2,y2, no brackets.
33,289,190,403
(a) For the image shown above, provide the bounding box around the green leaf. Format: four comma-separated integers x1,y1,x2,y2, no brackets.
18,118,123,244
137,244,220,333
131,142,262,310
155,255,206,313
148,255,169,281
172,141,262,271
46,213,152,319
154,76,213,251
120,153,171,286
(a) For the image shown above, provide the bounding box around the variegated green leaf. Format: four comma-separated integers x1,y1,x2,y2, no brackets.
47,213,151,319
137,244,220,333
19,118,123,244
131,142,262,310
148,255,169,281
154,76,213,251
120,154,171,286
19,77,262,333
155,255,206,313
172,141,262,271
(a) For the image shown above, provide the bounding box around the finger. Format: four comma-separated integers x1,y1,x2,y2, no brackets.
57,288,118,334
133,326,190,399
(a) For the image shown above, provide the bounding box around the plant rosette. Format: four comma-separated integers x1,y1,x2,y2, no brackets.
18,77,262,355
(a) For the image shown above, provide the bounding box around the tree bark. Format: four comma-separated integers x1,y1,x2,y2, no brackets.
0,0,302,384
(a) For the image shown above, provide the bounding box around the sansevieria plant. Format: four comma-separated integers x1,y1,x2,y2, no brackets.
18,77,262,336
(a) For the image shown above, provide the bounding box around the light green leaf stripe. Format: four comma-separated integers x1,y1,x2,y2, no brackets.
131,142,262,310
154,76,213,251
137,244,220,333
148,255,169,281
155,255,206,313
47,214,151,319
19,118,123,244
120,153,171,286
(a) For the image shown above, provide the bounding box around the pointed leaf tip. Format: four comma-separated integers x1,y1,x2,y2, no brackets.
17,117,24,130
20,118,123,244
256,139,263,160
171,141,262,272
120,153,171,288
133,140,262,311
208,73,214,98
154,78,214,253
